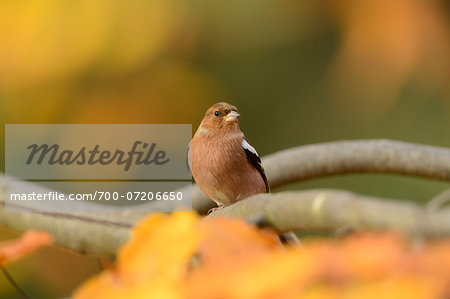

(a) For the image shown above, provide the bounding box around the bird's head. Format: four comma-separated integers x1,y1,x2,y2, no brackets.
198,102,240,133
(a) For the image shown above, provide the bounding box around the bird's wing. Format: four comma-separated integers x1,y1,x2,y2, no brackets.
242,136,270,192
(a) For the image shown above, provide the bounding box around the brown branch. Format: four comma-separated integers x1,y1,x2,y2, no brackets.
193,139,450,213
207,190,450,238
0,175,161,255
1,186,449,255
0,140,449,255
0,200,132,256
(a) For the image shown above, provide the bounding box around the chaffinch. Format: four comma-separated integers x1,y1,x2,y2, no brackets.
189,102,269,209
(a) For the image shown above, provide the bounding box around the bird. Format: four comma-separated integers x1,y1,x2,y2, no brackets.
188,102,269,211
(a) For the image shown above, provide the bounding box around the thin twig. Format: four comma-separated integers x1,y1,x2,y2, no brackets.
0,264,30,299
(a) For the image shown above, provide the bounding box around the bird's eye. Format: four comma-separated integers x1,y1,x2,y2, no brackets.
214,111,220,116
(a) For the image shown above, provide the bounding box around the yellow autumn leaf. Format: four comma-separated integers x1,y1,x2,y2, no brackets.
74,212,450,299
74,212,202,299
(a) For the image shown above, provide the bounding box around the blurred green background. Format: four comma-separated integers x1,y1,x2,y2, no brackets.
0,0,449,297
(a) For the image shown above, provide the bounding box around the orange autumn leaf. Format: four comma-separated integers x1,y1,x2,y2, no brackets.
74,212,450,299
187,249,321,299
0,230,53,264
198,217,281,264
74,213,282,299
74,212,202,299
187,218,286,299
339,232,405,278
74,270,181,299
117,212,202,284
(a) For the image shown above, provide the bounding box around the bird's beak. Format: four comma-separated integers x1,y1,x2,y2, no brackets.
225,111,240,122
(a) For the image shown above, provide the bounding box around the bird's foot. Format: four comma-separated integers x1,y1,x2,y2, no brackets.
207,205,225,215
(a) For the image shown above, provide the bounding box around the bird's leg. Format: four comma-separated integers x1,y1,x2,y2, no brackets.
207,205,225,215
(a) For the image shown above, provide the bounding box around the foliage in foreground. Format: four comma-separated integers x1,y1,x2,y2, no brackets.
72,212,450,299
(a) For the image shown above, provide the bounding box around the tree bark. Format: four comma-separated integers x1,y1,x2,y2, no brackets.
207,190,450,238
193,139,450,213
1,139,449,255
